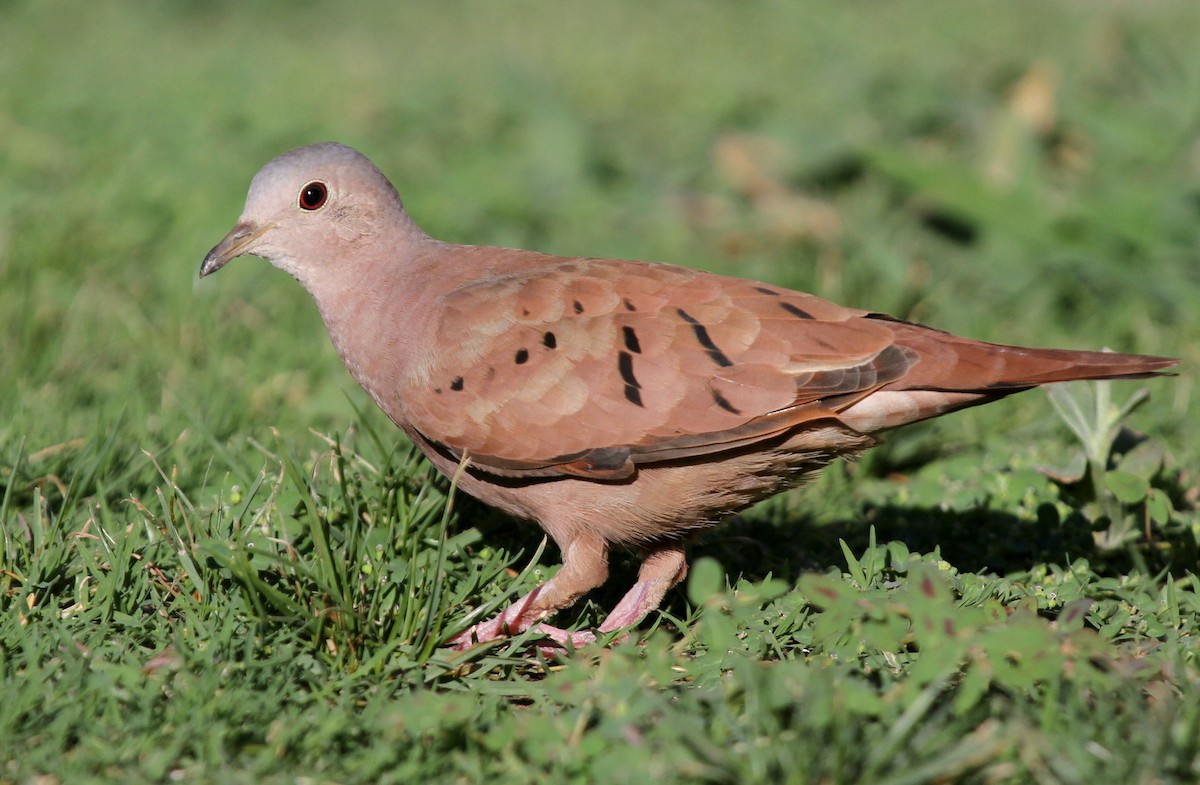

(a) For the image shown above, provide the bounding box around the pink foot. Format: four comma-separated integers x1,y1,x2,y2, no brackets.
527,624,599,658
449,618,599,654
529,623,597,648
597,580,653,633
448,585,550,650
448,545,688,654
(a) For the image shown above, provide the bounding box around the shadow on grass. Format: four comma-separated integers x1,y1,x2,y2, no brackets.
693,502,1097,581
455,488,1196,631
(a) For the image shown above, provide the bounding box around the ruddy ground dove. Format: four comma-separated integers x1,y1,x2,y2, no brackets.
201,143,1176,650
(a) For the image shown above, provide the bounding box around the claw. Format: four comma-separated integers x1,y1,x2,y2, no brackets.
447,544,688,654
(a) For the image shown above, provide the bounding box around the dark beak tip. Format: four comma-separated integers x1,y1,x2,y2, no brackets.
200,221,262,280
199,234,243,279
198,256,219,279
198,254,220,278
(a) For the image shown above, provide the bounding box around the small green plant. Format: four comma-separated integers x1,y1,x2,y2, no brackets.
1045,379,1177,549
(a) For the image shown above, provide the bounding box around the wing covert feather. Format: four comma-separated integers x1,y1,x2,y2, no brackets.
401,257,913,477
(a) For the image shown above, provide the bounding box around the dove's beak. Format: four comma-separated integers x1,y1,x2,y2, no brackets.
199,221,270,278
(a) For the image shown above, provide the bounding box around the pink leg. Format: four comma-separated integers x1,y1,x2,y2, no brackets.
449,534,609,650
447,584,551,647
449,540,689,653
533,543,689,652
598,544,688,633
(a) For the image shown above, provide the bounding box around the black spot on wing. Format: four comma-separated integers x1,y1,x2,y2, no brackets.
710,387,742,415
754,286,780,295
622,325,642,354
618,351,641,389
780,302,814,319
618,350,644,407
543,332,557,349
676,308,734,368
623,298,637,311
573,300,584,314
515,348,529,364
450,376,464,391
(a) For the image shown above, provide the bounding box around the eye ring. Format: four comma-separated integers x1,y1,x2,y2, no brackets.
298,181,328,211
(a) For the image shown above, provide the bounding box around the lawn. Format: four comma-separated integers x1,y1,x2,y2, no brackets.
2,2,1199,783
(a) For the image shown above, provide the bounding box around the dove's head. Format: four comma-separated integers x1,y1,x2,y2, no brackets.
200,143,422,288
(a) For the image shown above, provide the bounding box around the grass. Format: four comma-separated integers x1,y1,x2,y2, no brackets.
2,1,1199,782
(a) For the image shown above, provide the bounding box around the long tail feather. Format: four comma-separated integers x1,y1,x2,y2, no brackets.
881,320,1177,393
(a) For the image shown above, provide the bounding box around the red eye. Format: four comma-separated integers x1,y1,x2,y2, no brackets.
298,181,328,210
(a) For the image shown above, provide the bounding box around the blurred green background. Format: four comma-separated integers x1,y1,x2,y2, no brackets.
2,2,1199,782
2,1,1195,461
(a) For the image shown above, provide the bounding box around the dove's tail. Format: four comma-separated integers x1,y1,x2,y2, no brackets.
836,317,1177,433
